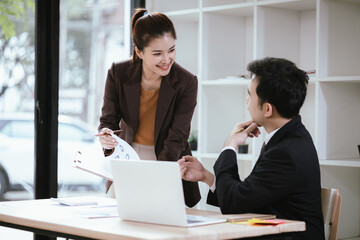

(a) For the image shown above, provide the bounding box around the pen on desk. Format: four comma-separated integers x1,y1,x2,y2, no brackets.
95,130,122,136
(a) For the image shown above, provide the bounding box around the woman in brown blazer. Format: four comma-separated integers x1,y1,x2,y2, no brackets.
97,8,200,207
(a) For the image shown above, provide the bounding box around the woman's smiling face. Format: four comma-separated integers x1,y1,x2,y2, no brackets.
136,33,176,78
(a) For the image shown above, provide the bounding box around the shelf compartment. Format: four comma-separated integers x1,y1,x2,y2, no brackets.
203,0,255,8
320,165,360,238
165,9,200,18
200,85,251,153
317,82,360,160
317,0,360,77
203,2,255,15
190,106,199,146
319,159,360,168
202,9,254,80
146,0,199,12
167,13,199,75
318,76,360,83
299,82,316,143
202,78,251,86
257,0,316,11
255,4,316,72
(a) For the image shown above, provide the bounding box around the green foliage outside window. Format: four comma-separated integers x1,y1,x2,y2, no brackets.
0,0,34,40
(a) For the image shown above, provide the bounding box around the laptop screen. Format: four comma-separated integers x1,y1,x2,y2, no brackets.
111,159,189,226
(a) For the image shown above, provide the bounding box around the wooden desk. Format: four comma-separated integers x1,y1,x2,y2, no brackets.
0,197,305,240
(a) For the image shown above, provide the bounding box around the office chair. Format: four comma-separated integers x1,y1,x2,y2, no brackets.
321,188,342,240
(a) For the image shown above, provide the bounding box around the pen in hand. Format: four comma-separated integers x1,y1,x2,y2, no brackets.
232,127,245,134
94,130,122,136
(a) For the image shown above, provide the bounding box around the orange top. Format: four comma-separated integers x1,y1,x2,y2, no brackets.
133,86,160,145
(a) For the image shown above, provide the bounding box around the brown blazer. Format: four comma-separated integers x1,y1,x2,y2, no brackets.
99,59,201,207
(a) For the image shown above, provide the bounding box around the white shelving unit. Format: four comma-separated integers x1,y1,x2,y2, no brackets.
146,0,360,239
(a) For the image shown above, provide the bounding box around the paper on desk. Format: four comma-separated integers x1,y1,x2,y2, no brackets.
74,133,140,181
51,196,117,207
51,196,118,219
51,196,98,206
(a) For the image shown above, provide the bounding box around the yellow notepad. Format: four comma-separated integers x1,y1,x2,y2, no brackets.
225,213,276,223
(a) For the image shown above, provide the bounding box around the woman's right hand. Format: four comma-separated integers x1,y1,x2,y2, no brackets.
97,128,118,149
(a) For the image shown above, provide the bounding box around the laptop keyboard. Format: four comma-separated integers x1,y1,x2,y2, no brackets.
186,215,205,224
186,214,227,226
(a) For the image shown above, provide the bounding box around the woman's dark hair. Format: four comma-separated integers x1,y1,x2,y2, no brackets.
247,57,309,119
131,8,177,62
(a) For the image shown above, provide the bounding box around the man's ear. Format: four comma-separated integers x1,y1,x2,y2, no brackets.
135,46,142,59
263,103,273,118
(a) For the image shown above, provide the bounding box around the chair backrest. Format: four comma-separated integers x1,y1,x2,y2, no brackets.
321,188,342,240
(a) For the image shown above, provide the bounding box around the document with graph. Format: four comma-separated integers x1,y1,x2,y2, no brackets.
74,133,140,181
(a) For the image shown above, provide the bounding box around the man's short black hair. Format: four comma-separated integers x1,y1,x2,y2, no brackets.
247,57,309,119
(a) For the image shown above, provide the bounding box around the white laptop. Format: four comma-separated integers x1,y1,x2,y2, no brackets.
111,159,226,227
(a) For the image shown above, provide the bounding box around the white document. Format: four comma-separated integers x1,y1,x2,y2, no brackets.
74,133,140,181
51,196,117,207
107,133,140,160
51,196,98,206
51,196,118,219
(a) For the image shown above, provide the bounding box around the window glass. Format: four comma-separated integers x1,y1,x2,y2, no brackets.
0,0,129,198
0,0,129,237
0,0,36,237
58,0,129,198
1,120,34,138
59,123,87,141
0,0,35,204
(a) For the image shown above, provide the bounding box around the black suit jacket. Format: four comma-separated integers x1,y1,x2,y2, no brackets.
99,59,201,207
207,116,325,240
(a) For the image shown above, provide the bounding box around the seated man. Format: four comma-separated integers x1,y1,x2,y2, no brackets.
178,57,325,240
